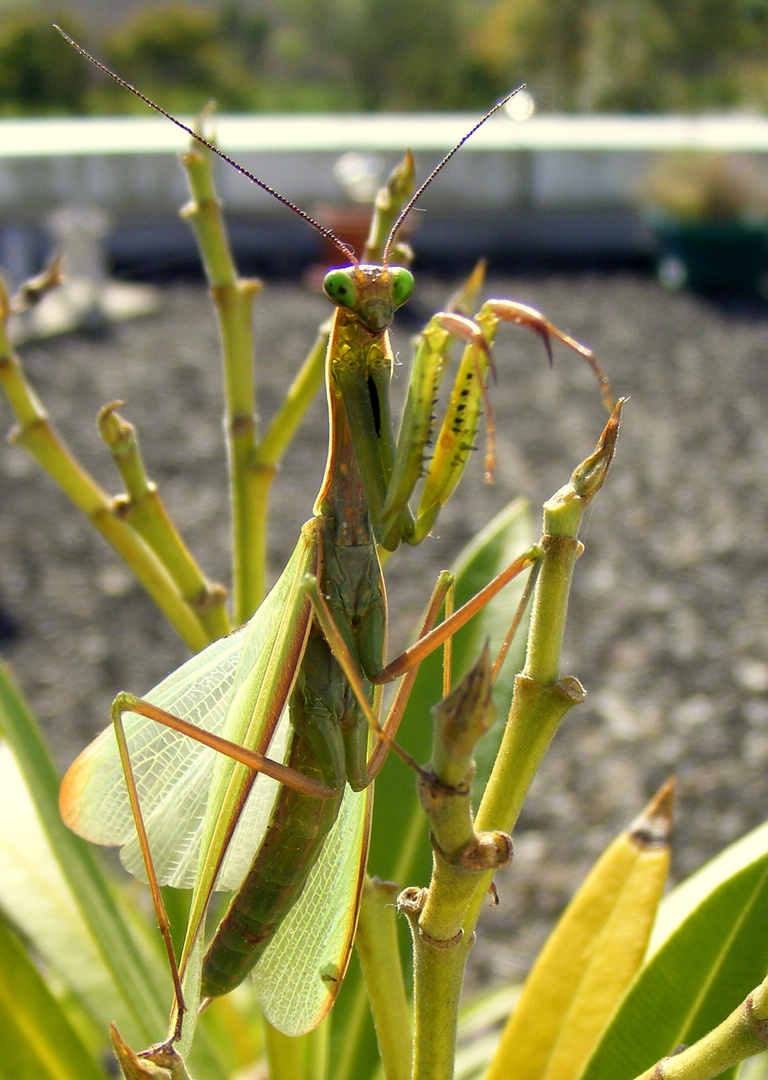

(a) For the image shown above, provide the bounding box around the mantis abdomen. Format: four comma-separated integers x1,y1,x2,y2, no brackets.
202,516,383,997
200,714,346,997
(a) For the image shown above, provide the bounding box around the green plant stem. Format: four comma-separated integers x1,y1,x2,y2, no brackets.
630,974,768,1080
406,900,471,1080
355,878,413,1080
522,532,580,685
243,325,327,623
98,403,231,643
475,673,584,847
0,300,210,653
406,851,513,1080
179,143,265,622
406,650,512,1080
180,140,330,623
257,329,328,467
215,276,266,623
363,151,417,264
473,399,623,844
264,1021,328,1080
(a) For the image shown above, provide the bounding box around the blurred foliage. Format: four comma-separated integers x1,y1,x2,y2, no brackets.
644,152,768,220
97,2,270,114
0,8,89,114
2,0,768,116
473,0,768,111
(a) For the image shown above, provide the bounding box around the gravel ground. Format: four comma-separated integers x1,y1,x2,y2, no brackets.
1,269,767,986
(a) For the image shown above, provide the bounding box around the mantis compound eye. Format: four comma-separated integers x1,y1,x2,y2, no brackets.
323,269,358,308
390,268,415,308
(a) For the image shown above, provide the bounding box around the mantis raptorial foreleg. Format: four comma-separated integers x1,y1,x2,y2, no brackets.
383,300,615,547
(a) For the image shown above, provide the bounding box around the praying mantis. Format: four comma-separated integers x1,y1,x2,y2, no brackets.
55,29,614,1056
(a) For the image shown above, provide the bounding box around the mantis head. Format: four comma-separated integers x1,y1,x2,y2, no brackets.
323,265,415,333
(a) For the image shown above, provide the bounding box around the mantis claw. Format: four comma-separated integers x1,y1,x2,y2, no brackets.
484,300,556,366
480,299,615,410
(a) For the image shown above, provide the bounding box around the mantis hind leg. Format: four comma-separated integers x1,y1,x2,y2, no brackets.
110,697,187,1034
107,687,344,1034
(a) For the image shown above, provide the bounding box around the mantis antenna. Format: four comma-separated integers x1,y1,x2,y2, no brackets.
53,25,358,264
54,25,522,267
382,86,524,263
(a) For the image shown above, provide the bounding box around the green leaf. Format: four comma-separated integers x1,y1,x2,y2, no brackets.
0,658,168,1046
0,743,138,1039
578,819,768,1080
0,659,233,1080
455,985,520,1080
0,915,105,1080
738,1051,768,1079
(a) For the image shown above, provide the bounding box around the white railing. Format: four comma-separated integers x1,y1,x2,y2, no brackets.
2,112,767,288
3,113,768,216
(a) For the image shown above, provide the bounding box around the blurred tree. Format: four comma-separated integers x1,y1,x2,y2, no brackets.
345,0,497,109
100,1,270,113
469,0,585,111
0,8,89,115
471,0,768,112
263,0,505,110
1,0,767,115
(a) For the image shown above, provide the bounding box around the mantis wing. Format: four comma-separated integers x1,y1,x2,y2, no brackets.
60,525,317,891
254,780,372,1036
62,520,369,1035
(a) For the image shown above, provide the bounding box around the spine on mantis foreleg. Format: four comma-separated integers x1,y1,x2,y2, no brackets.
413,309,505,537
382,318,458,537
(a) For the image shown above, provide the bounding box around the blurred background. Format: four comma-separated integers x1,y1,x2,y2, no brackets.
3,0,768,282
1,0,768,985
4,0,768,115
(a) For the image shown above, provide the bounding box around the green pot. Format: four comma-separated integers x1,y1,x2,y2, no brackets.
649,214,768,293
